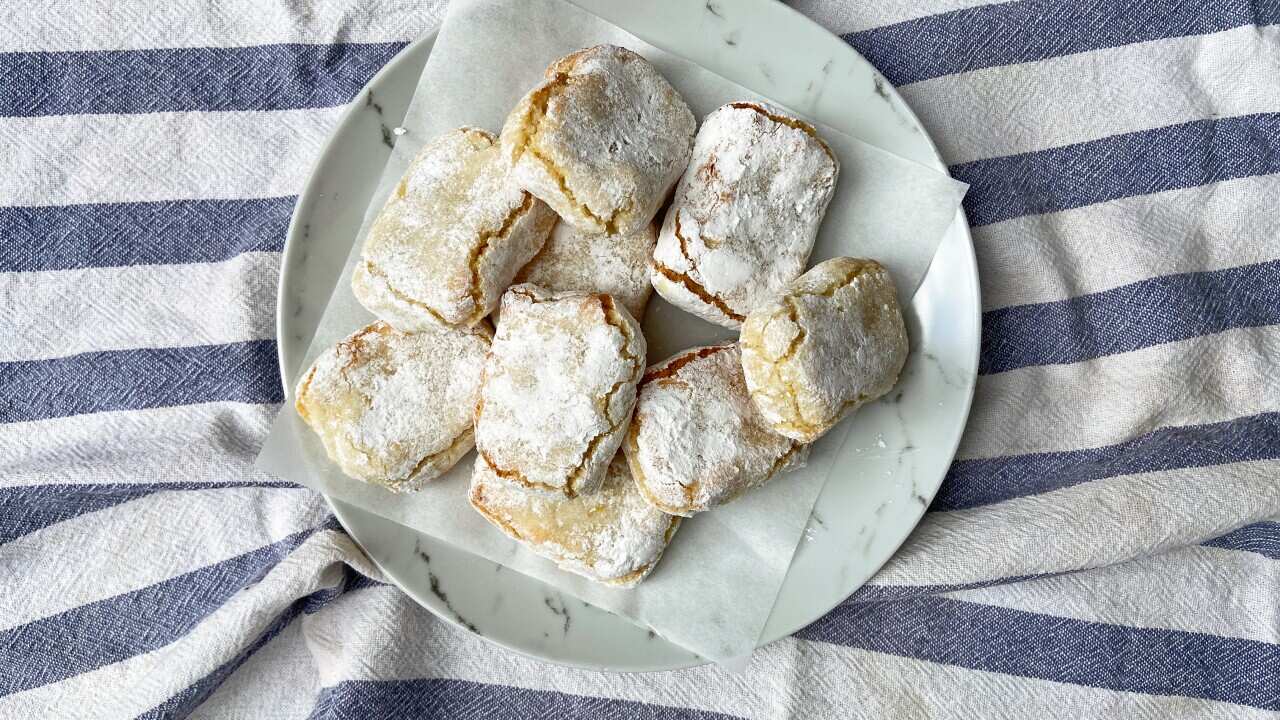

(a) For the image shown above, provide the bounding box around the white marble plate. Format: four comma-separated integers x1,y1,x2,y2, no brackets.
276,0,978,670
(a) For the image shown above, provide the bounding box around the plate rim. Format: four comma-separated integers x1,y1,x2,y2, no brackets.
276,5,979,671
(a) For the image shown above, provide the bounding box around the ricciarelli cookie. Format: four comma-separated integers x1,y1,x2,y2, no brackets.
651,102,838,327
474,284,645,498
623,343,807,516
295,321,490,492
353,127,557,330
740,257,908,443
500,45,696,236
513,220,657,319
470,453,679,587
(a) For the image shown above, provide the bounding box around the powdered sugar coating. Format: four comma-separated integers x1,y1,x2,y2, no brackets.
623,344,807,516
651,102,838,328
353,127,556,330
740,257,908,443
475,284,646,497
514,220,657,319
500,45,696,237
469,452,679,587
295,321,491,492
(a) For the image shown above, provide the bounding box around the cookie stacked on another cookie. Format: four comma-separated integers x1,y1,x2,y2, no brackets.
651,102,838,328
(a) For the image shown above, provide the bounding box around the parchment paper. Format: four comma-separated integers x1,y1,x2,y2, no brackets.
257,0,967,662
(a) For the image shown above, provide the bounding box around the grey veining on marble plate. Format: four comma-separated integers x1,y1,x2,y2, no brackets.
542,593,572,637
414,539,482,634
364,89,402,149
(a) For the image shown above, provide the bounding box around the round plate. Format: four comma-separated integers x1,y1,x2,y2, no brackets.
277,0,978,671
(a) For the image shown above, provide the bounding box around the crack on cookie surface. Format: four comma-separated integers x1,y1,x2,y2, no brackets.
397,428,474,491
360,261,452,327
658,213,746,323
465,192,537,324
514,74,626,235
794,259,879,298
511,225,558,284
334,322,389,373
774,297,812,433
480,449,571,497
651,261,745,323
563,295,642,494
764,440,805,483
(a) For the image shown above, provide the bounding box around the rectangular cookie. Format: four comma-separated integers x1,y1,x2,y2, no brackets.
474,284,645,498
741,257,908,443
295,321,491,492
500,45,695,237
651,102,838,327
623,343,807,516
353,127,557,331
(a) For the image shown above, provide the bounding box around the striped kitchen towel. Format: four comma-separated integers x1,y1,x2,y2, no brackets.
1,0,1277,717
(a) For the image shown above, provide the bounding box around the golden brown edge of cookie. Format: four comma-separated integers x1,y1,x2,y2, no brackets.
477,448,575,498
468,473,681,587
725,102,837,168
474,289,642,499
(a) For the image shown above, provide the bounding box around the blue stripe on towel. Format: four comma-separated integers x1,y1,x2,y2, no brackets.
0,340,283,423
800,595,1280,711
10,71,1275,285
0,520,336,697
307,679,743,720
851,574,1048,602
0,482,302,544
1202,521,1280,560
1,42,406,117
979,260,1280,374
954,113,1280,228
937,412,1280,511
139,566,381,720
0,197,294,272
844,0,1280,85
